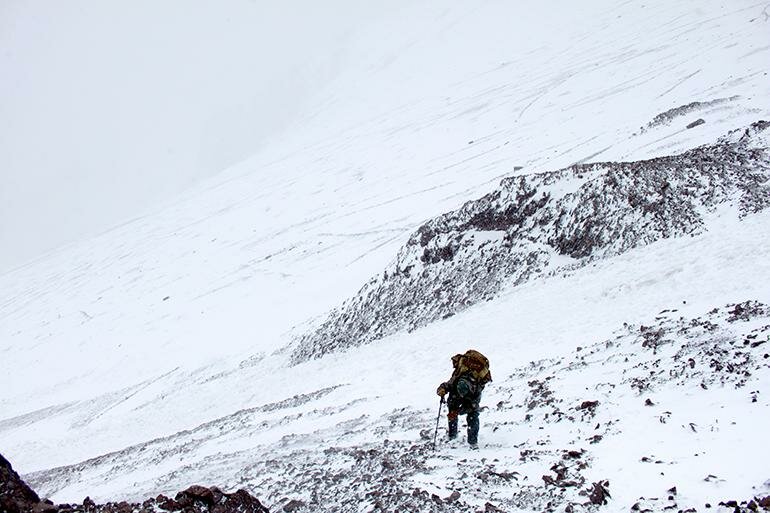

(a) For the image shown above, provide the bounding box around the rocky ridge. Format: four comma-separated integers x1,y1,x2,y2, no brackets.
0,454,268,513
292,121,770,363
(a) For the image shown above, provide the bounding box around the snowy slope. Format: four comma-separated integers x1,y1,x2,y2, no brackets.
293,122,770,362
16,209,770,512
1,1,770,512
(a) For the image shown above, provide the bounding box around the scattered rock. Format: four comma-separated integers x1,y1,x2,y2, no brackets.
0,452,269,513
283,499,306,512
588,481,611,505
445,491,461,503
643,97,737,130
292,122,770,363
176,485,215,507
577,400,599,411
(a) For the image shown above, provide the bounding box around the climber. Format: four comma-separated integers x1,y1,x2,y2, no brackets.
436,349,492,449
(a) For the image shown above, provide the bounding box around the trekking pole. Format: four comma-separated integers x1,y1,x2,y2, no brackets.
432,396,445,450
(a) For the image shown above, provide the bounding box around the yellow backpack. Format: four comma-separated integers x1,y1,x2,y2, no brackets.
451,349,492,384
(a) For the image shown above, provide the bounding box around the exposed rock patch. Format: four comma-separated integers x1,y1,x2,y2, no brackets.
0,453,269,513
642,96,739,131
1,453,40,513
292,121,770,363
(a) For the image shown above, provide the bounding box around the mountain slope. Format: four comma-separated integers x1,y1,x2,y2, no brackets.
292,122,770,362
8,176,770,512
1,1,769,512
22,234,770,511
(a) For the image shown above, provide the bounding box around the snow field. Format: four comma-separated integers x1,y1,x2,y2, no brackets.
1,0,769,510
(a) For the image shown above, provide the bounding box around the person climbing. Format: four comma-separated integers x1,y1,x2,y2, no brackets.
436,349,492,449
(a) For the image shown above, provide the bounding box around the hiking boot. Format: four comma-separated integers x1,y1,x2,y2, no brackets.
469,443,479,450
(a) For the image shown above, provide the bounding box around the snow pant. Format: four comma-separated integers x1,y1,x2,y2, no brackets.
447,397,480,445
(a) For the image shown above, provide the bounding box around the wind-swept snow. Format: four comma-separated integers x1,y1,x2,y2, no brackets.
292,122,770,363
1,0,770,512
16,209,770,512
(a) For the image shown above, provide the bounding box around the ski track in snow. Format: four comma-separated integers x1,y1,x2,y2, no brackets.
1,0,770,511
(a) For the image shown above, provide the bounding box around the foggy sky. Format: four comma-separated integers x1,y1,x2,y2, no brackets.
0,0,395,273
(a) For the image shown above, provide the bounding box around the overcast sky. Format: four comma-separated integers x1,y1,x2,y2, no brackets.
0,0,398,273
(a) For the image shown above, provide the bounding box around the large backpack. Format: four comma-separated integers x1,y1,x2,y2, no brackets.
451,349,492,385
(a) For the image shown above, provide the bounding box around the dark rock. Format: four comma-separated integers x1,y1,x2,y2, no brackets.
157,496,182,511
588,480,611,505
113,501,132,513
282,499,305,512
225,489,269,513
175,485,215,507
0,452,269,513
32,502,57,512
445,491,461,503
83,497,96,512
686,119,706,129
577,400,599,411
0,452,42,513
727,302,766,323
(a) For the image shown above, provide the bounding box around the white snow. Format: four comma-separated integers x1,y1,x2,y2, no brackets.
1,0,769,511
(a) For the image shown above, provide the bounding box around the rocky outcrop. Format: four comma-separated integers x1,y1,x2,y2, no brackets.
291,121,770,363
1,453,41,513
0,453,269,513
641,96,739,131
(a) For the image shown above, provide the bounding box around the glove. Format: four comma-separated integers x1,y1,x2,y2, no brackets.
437,384,447,397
